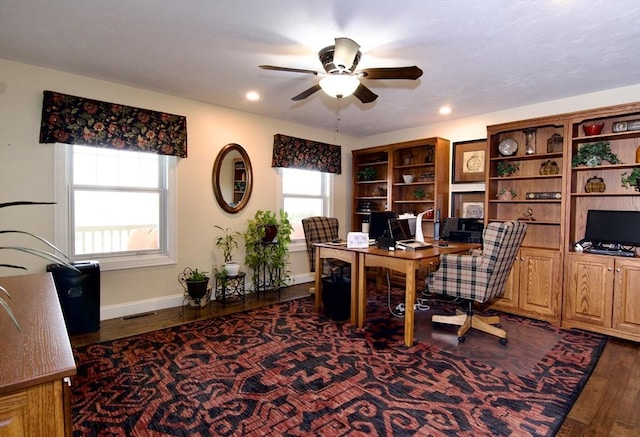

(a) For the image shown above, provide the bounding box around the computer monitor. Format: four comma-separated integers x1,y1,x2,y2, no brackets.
368,211,398,239
388,218,413,241
584,209,640,247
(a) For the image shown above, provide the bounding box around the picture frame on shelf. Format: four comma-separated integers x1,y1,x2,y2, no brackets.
451,191,485,218
452,139,487,183
461,202,484,219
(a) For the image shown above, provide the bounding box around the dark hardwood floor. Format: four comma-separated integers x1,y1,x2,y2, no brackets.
71,282,640,436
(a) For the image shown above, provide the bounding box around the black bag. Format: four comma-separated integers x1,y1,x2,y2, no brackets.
321,269,351,322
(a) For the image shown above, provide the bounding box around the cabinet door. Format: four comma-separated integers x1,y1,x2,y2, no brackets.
612,258,640,335
0,391,27,436
494,255,520,309
564,254,614,327
518,248,560,317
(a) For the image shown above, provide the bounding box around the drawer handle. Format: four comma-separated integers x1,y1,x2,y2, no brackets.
0,418,13,428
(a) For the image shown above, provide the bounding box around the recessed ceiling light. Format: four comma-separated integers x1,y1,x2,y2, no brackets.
246,91,260,101
439,106,452,115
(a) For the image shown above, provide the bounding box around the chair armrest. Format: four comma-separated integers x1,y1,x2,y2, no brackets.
439,253,483,270
469,248,483,256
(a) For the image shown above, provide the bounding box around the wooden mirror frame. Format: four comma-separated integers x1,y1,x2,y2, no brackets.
212,143,253,214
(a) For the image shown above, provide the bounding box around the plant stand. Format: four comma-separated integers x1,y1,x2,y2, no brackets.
177,268,212,319
214,272,246,307
255,242,282,299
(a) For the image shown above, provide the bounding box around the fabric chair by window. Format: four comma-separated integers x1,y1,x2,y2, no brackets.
425,220,527,344
302,216,344,277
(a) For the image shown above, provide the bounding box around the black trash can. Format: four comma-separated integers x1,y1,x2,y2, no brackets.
321,272,351,322
47,261,100,334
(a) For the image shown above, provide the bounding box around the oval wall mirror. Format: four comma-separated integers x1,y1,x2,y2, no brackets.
212,143,253,214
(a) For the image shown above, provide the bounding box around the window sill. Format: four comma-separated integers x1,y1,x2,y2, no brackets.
75,253,176,271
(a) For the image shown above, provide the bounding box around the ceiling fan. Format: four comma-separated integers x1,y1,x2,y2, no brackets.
259,37,423,103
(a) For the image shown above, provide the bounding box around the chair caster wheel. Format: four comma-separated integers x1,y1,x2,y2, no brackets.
495,324,502,328
499,338,508,345
457,336,466,343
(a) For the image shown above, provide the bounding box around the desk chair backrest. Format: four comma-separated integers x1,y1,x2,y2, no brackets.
428,220,527,303
302,216,340,273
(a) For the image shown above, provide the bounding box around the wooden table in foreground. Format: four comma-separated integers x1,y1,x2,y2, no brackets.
314,241,479,347
0,273,76,436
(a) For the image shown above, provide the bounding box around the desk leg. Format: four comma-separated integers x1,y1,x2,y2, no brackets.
404,261,417,347
357,253,366,328
314,246,322,311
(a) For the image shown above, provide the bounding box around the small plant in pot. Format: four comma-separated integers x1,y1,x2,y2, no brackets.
572,141,621,167
413,186,426,200
621,167,640,192
496,161,520,177
356,167,376,181
214,225,242,276
497,188,517,200
184,268,210,300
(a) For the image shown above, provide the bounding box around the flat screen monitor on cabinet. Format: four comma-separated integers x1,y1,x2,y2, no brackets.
584,209,640,248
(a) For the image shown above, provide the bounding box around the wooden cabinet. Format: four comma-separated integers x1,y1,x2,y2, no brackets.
486,117,567,324
352,137,450,236
563,253,640,341
561,102,640,340
491,247,561,323
0,273,76,436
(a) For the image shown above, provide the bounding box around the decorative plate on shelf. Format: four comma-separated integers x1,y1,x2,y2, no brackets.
498,138,518,156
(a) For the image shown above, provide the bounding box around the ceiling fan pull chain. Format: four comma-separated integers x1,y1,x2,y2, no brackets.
335,98,341,132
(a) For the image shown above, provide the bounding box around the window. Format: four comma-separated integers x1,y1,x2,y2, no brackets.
281,168,332,241
55,144,176,270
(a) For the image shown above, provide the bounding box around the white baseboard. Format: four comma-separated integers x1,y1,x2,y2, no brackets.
100,273,315,321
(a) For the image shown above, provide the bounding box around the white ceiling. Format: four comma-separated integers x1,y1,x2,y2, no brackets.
1,0,639,137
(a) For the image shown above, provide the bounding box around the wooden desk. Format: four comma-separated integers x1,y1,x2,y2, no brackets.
313,244,360,325
314,242,478,347
0,273,77,436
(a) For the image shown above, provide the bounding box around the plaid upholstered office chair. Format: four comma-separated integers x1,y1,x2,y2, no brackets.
302,216,342,277
426,220,527,344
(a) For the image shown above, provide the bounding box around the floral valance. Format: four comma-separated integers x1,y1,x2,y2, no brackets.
271,134,341,174
39,90,188,158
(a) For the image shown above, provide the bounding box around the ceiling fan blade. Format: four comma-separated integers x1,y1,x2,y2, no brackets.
259,65,319,75
333,37,360,70
291,84,322,101
358,66,423,80
353,84,378,104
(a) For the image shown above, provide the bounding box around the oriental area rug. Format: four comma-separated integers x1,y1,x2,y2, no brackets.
71,294,606,436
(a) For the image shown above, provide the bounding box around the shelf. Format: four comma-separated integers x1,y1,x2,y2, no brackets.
488,218,561,226
490,152,563,162
571,192,639,197
572,130,640,144
572,163,638,172
393,200,434,204
355,196,387,200
394,163,436,170
489,199,562,204
356,161,388,167
356,179,387,184
394,182,435,186
489,174,562,181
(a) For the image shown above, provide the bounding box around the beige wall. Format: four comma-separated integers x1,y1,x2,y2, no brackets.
0,59,356,317
1,58,638,318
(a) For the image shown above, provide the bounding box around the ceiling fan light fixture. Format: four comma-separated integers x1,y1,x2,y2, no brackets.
319,74,360,99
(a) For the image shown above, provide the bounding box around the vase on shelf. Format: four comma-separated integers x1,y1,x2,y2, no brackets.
524,129,536,155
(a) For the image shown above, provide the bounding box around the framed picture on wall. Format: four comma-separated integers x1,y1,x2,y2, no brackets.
452,139,487,183
451,191,485,218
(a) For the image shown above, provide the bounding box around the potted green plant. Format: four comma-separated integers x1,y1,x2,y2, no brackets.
621,167,640,191
244,209,293,292
214,225,242,276
356,167,376,181
1,201,78,331
496,161,520,177
572,141,621,167
497,188,517,200
413,186,426,200
184,268,210,300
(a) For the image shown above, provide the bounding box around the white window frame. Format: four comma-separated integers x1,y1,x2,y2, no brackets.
279,168,333,252
54,143,177,271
